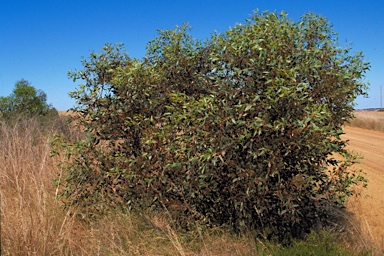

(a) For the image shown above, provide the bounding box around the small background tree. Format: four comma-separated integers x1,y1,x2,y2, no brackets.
0,79,57,119
54,11,369,240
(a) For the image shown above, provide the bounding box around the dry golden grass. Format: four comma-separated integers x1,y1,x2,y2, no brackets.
348,110,384,132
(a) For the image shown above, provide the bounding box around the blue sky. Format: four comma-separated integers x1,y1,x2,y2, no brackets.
1,0,383,110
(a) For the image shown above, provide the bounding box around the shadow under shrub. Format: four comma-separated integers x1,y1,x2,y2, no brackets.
53,11,369,241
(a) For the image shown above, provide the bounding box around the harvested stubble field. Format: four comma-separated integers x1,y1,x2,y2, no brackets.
349,110,384,132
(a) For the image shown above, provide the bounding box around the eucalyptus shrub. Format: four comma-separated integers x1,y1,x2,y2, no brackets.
53,12,369,239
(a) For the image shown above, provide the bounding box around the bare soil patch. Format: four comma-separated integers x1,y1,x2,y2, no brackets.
343,126,384,250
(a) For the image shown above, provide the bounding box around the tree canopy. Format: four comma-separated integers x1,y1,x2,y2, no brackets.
0,79,56,118
55,11,369,240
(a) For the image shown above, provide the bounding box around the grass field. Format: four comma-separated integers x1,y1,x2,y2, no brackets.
0,115,374,255
348,110,384,132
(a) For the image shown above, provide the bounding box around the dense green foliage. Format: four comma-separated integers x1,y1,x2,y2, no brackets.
54,11,369,239
0,79,57,119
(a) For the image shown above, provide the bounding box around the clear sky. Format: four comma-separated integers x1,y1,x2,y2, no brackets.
1,0,383,110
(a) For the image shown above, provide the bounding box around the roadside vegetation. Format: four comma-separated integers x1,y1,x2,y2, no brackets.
0,10,378,255
0,117,370,255
0,115,373,255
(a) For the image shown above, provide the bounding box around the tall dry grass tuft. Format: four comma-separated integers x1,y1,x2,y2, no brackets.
348,110,384,132
0,116,74,255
